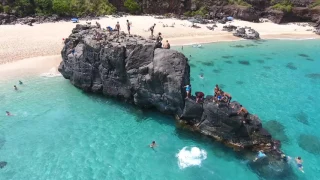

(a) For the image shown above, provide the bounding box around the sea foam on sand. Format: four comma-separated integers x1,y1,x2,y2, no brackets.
176,146,207,169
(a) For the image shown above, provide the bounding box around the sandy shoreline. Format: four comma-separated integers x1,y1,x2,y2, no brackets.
0,15,319,78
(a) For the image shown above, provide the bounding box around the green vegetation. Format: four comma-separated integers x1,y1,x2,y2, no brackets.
124,0,141,14
0,0,116,17
228,0,252,7
271,1,293,12
183,6,208,17
309,0,320,8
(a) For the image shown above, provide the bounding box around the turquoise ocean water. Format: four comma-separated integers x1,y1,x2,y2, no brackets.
0,40,320,180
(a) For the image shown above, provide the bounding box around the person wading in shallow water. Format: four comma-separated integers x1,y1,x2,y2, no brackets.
149,23,156,37
295,157,304,173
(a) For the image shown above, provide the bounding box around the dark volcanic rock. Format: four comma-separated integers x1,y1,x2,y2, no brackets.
233,27,260,39
59,25,190,115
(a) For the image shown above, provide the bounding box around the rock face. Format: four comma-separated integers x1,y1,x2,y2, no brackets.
59,25,190,115
179,98,275,151
233,27,260,39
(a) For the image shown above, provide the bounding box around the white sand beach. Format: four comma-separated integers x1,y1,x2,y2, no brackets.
0,15,319,77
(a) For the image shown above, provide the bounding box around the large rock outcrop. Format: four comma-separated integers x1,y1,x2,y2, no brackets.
59,24,190,115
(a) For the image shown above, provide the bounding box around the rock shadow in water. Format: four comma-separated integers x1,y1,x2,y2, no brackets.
286,63,297,70
263,66,272,70
264,120,290,144
266,57,272,60
293,111,309,125
298,134,320,155
224,60,233,64
236,81,244,85
238,60,250,65
256,60,265,64
201,61,214,66
261,73,269,78
305,73,320,80
222,55,234,59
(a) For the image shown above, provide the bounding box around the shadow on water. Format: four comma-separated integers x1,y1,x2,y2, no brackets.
264,120,290,144
175,128,297,180
238,60,250,65
305,58,314,61
293,111,309,125
0,134,5,150
298,134,320,155
219,84,226,89
190,77,194,82
286,63,297,70
245,44,257,47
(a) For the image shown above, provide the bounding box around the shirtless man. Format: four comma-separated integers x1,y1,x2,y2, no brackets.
295,157,304,173
126,20,131,35
237,105,248,118
214,84,220,96
163,40,170,49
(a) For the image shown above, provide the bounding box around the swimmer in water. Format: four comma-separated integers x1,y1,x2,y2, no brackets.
19,80,23,85
199,74,204,79
6,111,12,116
295,157,304,173
150,141,156,148
14,85,18,90
253,150,266,162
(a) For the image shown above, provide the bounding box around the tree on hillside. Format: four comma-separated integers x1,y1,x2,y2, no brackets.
124,0,140,14
52,0,69,15
34,0,53,15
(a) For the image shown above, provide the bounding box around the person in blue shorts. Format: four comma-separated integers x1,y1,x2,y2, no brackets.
253,150,266,162
184,85,191,99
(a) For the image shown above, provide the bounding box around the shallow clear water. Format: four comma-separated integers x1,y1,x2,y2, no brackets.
0,40,320,180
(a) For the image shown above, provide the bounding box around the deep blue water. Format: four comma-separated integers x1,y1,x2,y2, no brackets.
0,39,320,179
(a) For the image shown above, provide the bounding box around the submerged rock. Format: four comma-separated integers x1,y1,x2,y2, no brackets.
0,161,7,169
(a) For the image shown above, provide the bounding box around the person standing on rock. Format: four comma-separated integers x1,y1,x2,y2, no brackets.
149,23,156,37
126,20,131,35
184,85,191,99
115,22,120,36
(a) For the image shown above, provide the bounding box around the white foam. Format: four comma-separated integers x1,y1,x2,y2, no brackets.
40,67,62,78
176,146,207,169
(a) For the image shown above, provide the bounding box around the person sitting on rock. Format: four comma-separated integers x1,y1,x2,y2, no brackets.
237,105,249,118
163,40,170,49
149,23,156,37
195,92,205,103
184,85,191,99
155,33,163,48
214,84,220,96
223,92,232,105
115,22,120,35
